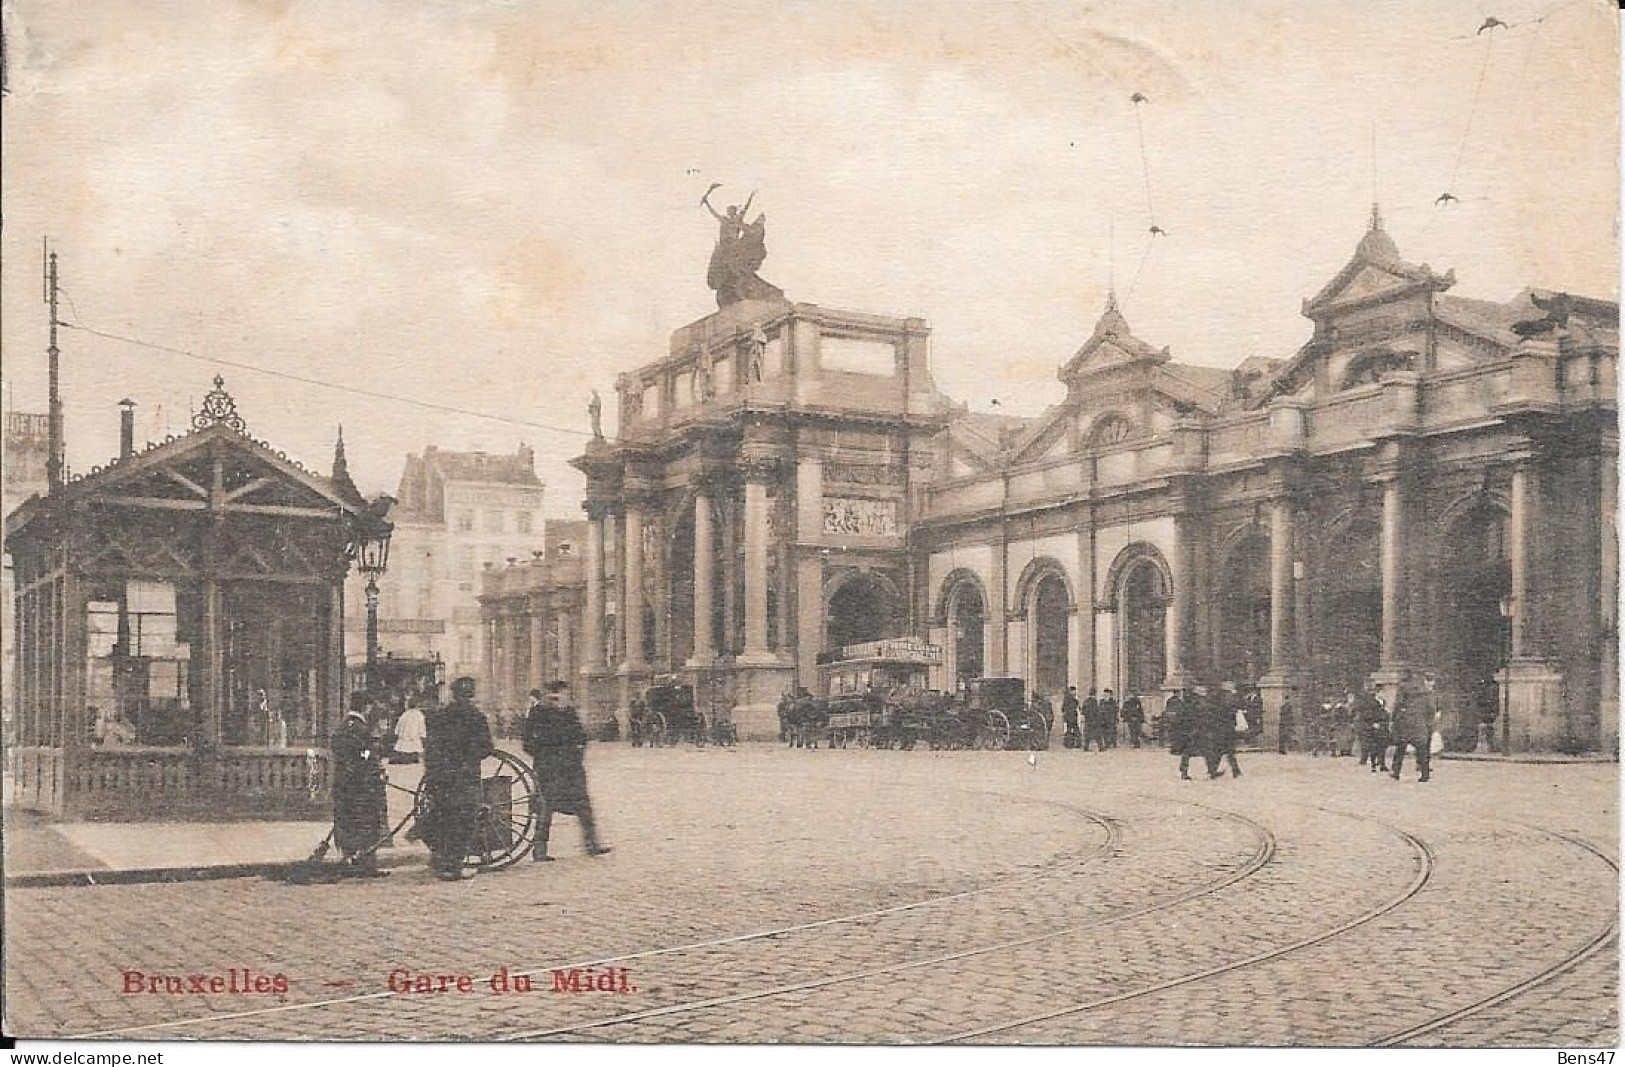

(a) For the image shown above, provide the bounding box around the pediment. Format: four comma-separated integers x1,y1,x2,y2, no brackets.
66,424,358,515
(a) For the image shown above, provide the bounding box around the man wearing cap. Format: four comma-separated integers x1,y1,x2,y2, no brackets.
522,680,610,861
421,676,494,880
331,691,388,877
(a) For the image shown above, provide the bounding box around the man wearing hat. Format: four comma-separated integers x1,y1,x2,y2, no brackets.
421,676,494,880
331,691,389,877
522,679,610,861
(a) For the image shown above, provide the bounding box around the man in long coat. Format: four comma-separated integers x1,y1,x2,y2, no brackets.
1100,689,1120,749
523,680,610,861
1166,689,1198,779
1388,684,1433,783
1202,687,1243,779
1081,689,1105,752
1120,693,1146,748
421,676,494,880
1061,687,1081,749
331,693,388,876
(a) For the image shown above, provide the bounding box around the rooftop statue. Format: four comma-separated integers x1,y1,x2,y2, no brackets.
702,184,784,308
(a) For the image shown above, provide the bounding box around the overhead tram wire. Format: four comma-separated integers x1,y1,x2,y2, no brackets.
57,320,594,440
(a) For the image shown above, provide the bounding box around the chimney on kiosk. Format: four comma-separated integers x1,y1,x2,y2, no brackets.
118,399,136,460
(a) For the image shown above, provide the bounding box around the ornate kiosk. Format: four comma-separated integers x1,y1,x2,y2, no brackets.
5,379,365,818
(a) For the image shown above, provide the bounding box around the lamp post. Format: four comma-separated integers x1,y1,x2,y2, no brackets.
348,496,396,692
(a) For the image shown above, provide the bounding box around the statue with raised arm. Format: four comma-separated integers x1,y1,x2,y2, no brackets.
588,390,603,439
700,183,784,308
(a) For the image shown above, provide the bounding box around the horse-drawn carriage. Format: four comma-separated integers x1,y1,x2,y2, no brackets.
633,680,738,747
970,677,1051,751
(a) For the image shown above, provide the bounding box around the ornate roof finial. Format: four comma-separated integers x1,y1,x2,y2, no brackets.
1105,286,1119,313
1369,201,1384,232
331,424,367,507
191,374,247,433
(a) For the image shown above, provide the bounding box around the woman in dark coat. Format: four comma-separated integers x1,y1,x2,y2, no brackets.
331,696,388,876
522,680,609,861
421,676,495,880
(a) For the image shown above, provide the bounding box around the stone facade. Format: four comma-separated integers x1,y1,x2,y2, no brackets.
485,214,1618,752
350,445,546,682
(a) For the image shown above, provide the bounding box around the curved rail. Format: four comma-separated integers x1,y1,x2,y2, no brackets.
1372,828,1618,1047
939,808,1434,1043
504,800,1274,1041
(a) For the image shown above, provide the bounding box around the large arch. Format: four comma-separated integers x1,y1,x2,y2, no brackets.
1311,509,1381,702
1014,557,1074,699
1434,493,1511,749
824,569,902,652
1215,526,1270,686
935,568,990,691
1103,543,1173,699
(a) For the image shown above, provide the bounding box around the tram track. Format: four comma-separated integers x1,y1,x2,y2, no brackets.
937,806,1436,1043
501,797,1278,1040
67,782,1127,1039
1371,829,1619,1048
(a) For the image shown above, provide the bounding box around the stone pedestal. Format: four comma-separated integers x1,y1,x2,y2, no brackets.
1495,658,1567,752
578,667,619,730
1257,671,1299,752
731,657,796,741
615,663,654,726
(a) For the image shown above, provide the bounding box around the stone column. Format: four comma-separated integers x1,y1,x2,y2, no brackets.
582,513,605,672
1258,496,1298,749
733,458,794,738
481,616,497,708
557,606,575,681
1508,462,1534,659
1497,456,1565,750
529,596,546,690
1163,491,1198,693
1379,473,1404,668
622,502,646,670
688,492,715,665
649,512,669,669
740,477,772,661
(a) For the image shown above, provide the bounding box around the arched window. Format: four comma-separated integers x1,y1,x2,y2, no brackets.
1091,414,1134,448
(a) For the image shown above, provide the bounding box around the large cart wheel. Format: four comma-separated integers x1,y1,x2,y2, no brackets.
471,749,539,871
404,748,538,873
1024,710,1051,750
646,712,668,747
983,709,1012,750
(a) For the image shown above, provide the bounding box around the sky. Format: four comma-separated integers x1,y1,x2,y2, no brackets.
2,0,1618,515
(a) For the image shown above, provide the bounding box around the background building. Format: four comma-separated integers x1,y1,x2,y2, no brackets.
3,410,50,742
488,211,1618,752
347,444,545,683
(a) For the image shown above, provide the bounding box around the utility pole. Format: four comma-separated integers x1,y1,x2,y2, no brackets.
44,239,64,494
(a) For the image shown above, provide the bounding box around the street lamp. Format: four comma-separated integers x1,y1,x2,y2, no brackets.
348,495,396,691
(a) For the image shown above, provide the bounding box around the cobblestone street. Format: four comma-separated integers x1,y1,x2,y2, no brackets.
4,744,1617,1046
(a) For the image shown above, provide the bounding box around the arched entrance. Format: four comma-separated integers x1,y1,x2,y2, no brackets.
1314,515,1381,700
826,573,897,651
1216,531,1270,686
1437,500,1510,748
1030,573,1070,699
946,580,986,690
1120,562,1167,697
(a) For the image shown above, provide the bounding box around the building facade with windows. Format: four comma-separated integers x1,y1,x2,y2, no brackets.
346,445,545,683
3,410,51,743
486,214,1617,751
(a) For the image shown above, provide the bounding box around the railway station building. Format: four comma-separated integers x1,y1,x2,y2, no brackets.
482,212,1618,753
